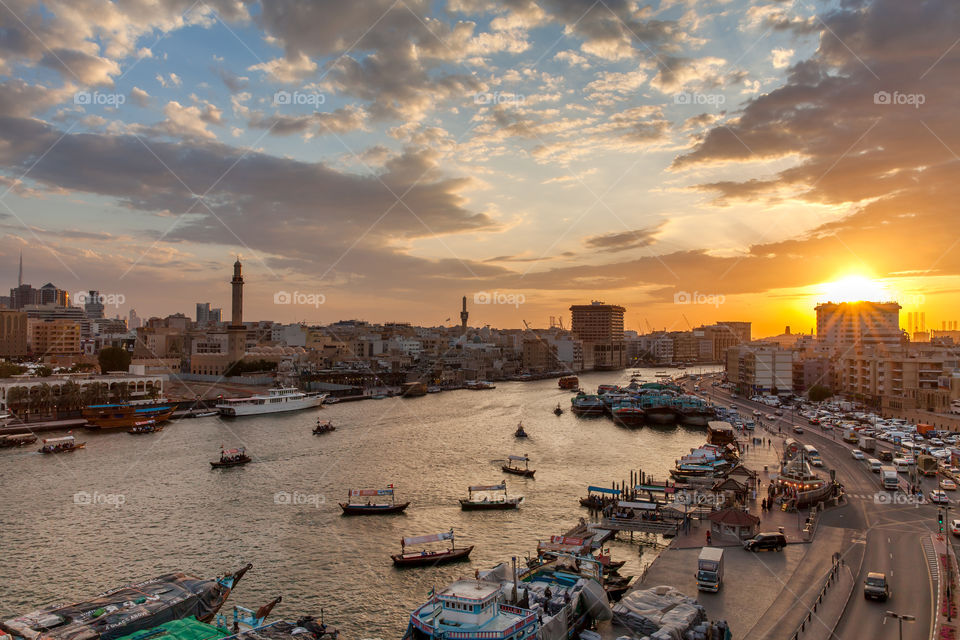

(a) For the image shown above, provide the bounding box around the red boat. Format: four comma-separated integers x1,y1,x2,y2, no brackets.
501,454,536,478
391,529,473,567
559,376,579,389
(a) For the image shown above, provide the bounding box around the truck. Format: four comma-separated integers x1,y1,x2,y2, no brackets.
880,466,899,490
843,428,859,444
858,436,876,453
917,455,939,476
917,423,935,437
696,547,724,592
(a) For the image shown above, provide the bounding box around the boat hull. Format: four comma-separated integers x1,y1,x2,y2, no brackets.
210,456,251,468
339,502,410,515
217,395,325,417
84,406,175,430
391,546,474,567
459,498,521,510
39,443,85,454
501,465,535,478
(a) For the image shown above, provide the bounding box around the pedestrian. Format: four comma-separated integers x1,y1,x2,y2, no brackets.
706,530,712,545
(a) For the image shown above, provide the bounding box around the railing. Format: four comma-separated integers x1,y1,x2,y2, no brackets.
789,555,845,640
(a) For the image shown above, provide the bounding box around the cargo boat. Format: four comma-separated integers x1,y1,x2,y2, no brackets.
0,433,37,447
558,376,579,389
84,402,175,430
571,393,604,416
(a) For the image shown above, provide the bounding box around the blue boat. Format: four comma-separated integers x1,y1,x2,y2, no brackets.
571,393,604,416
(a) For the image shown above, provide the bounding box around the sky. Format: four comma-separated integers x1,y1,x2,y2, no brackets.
1,0,958,337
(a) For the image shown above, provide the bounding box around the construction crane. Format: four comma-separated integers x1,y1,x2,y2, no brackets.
522,319,532,331
644,318,654,333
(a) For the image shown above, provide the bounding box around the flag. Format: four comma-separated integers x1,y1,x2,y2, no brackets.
387,483,395,488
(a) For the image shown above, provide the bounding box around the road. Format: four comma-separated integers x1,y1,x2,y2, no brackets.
687,375,937,639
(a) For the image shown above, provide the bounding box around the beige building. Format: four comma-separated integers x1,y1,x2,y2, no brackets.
816,301,902,353
570,301,625,370
726,344,794,394
28,318,81,357
0,309,27,358
837,348,957,409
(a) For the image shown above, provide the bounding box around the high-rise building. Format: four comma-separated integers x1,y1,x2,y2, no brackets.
36,283,68,306
815,301,902,352
0,310,27,357
196,302,221,325
84,290,104,319
726,344,794,394
128,309,141,329
570,301,626,370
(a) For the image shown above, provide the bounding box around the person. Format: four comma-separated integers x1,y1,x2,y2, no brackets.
706,530,712,545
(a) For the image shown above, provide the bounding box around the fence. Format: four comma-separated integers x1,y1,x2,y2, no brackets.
790,554,845,640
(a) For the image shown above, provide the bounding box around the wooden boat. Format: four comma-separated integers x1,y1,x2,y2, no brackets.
604,575,634,601
459,482,522,510
391,529,473,567
128,420,163,434
312,419,336,435
339,486,410,515
514,421,528,438
39,435,85,454
83,402,175,430
501,454,535,478
558,376,579,389
211,447,251,468
0,433,37,447
554,403,563,415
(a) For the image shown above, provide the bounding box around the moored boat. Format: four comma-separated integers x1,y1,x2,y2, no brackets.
459,482,522,510
84,402,175,430
211,447,251,468
216,387,327,417
39,435,84,454
501,454,535,478
571,393,604,416
391,529,473,567
128,420,164,434
339,486,410,515
0,433,37,447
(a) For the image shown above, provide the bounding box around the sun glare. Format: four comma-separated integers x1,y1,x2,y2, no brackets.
819,275,891,303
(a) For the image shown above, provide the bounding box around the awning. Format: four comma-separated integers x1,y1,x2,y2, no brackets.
587,486,621,495
469,483,506,492
403,531,453,546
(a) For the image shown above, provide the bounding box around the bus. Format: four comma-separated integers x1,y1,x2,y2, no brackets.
803,444,824,467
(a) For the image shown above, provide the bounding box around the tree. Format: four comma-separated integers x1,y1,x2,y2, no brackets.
6,385,28,415
98,347,132,374
808,384,833,402
35,365,53,378
0,362,26,378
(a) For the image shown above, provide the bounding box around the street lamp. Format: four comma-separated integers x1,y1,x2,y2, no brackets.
883,611,915,640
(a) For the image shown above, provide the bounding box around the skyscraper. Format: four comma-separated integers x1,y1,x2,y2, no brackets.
815,301,902,352
570,301,626,370
84,290,104,319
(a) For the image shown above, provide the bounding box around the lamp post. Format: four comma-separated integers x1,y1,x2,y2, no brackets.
883,611,915,640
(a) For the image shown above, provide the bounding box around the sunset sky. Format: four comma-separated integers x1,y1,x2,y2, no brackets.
1,0,958,336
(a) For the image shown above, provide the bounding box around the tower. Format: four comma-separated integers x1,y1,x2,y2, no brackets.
17,250,22,287
460,296,469,333
228,259,246,362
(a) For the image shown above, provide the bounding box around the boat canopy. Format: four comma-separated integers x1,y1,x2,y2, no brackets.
402,530,453,546
41,435,75,444
221,448,245,455
587,486,621,495
549,535,585,546
508,455,529,462
350,488,393,497
618,500,658,510
469,482,506,492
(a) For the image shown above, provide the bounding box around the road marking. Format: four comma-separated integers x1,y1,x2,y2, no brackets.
922,536,939,581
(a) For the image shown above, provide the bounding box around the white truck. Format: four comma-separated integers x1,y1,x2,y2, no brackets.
696,547,724,592
859,436,876,453
880,466,899,491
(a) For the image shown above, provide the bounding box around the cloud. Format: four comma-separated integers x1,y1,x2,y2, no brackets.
248,105,368,137
130,87,150,107
585,223,664,252
770,47,794,69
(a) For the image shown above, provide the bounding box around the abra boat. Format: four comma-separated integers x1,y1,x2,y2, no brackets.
553,402,563,415
39,435,85,454
211,447,251,468
312,419,336,435
84,401,175,430
391,529,473,567
216,387,327,417
459,482,523,510
0,433,37,447
502,454,535,478
514,421,528,438
339,486,410,515
128,420,164,434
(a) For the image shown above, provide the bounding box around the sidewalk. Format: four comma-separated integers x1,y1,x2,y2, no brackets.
932,533,958,640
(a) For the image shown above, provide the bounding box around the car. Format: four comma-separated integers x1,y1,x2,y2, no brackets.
952,519,960,536
792,426,804,434
941,479,957,491
851,450,865,460
878,450,894,462
743,532,787,552
930,490,950,504
863,572,890,601
774,409,784,416
809,417,820,425
950,467,960,475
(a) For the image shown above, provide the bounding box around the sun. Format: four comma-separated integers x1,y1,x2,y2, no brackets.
819,275,891,303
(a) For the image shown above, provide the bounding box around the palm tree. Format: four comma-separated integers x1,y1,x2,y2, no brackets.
6,385,27,417
60,380,81,415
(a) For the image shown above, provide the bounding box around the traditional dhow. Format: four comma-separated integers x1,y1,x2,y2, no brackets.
84,402,175,430
558,375,579,389
0,433,37,447
459,482,523,510
216,387,327,417
339,486,410,515
391,529,473,567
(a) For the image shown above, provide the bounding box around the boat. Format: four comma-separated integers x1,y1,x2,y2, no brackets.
403,553,610,640
459,482,522,510
466,380,496,390
502,454,535,478
211,447,251,468
0,433,37,447
426,386,442,393
579,485,621,510
1,564,251,640
83,401,175,430
216,387,327,417
400,382,428,397
339,486,410,515
188,410,219,418
571,393,604,416
391,529,473,567
612,400,644,427
324,397,340,404
514,421,528,438
558,375,579,389
38,435,85,454
128,420,164,434
213,602,340,640
312,419,335,435
553,402,563,415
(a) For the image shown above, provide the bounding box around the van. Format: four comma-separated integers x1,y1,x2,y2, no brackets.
881,466,899,490
894,458,909,473
868,459,883,473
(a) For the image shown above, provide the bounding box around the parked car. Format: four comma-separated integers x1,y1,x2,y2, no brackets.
952,519,960,537
743,532,787,552
863,572,890,601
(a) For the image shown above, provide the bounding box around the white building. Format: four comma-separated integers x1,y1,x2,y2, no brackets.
726,344,794,394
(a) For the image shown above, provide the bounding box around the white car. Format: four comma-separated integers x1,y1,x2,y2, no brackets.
940,479,957,491
851,450,865,460
930,490,950,504
952,519,960,536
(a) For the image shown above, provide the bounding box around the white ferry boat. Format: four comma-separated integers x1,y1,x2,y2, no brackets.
216,386,328,417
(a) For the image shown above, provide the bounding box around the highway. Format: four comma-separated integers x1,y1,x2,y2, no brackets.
688,375,938,640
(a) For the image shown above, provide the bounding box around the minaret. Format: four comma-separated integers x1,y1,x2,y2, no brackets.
231,258,244,327
460,296,469,333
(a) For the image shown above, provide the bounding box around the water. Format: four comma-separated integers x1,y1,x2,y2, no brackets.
0,366,717,639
